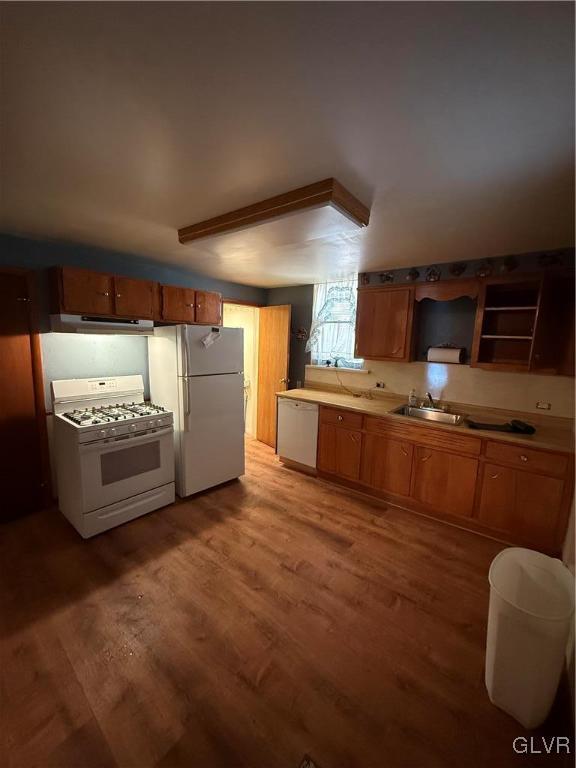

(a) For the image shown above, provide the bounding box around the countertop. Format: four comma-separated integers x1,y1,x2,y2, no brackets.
277,388,575,454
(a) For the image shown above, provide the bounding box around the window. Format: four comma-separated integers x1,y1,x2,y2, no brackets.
306,277,363,367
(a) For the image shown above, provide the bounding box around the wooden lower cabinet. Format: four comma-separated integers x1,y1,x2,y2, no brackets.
312,406,572,553
477,463,564,551
317,423,362,480
411,446,478,517
360,433,413,497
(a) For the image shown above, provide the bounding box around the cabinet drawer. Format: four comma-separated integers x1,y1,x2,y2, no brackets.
485,442,568,477
364,415,481,457
320,407,363,430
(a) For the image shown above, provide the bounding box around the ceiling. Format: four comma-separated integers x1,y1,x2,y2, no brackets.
1,2,574,287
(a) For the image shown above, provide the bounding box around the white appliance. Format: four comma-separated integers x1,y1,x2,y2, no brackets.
50,314,154,334
277,398,319,468
148,325,245,497
52,375,175,538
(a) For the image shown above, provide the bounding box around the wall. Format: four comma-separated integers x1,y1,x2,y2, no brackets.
1,233,267,407
40,334,149,408
266,285,313,389
306,361,575,418
0,233,267,306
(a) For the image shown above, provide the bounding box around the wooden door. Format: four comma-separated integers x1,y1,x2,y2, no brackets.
195,290,222,325
162,285,196,323
257,305,291,447
355,287,414,360
411,446,478,517
0,272,44,519
60,267,114,315
317,424,362,480
360,433,413,496
478,463,564,550
113,276,155,319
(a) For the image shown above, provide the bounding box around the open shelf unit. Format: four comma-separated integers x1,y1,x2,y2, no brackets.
473,279,541,370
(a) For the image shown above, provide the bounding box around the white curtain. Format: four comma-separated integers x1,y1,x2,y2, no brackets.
306,276,362,366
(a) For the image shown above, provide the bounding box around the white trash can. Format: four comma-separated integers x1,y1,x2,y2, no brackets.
485,547,574,729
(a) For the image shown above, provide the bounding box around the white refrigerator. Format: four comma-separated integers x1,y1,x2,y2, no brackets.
148,325,245,497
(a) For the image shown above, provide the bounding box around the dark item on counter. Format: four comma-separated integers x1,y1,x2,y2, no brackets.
467,419,536,435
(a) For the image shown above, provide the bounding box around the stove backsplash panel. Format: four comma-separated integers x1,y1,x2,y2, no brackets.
41,333,149,412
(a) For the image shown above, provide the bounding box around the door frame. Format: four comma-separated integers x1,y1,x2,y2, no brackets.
222,301,261,439
256,304,291,448
1,267,52,506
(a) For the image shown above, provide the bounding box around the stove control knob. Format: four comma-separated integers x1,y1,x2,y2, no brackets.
109,428,117,436
149,421,155,429
156,419,163,427
130,424,137,432
97,429,107,439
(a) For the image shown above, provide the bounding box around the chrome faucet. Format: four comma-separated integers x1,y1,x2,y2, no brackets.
423,392,436,409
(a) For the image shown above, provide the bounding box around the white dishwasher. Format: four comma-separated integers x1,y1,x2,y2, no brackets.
277,398,319,468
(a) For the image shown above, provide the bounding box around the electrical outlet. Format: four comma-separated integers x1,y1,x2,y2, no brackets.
536,401,551,410
375,381,386,389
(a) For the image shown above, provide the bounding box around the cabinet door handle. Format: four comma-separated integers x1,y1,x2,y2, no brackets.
520,455,528,463
116,294,122,298
186,303,195,308
391,345,402,355
100,291,109,297
401,446,408,457
337,415,344,421
16,297,30,302
490,473,500,479
420,453,431,462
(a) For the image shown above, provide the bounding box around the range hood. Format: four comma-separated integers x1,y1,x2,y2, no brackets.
50,314,154,335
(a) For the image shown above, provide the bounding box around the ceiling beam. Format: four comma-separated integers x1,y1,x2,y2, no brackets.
177,178,370,244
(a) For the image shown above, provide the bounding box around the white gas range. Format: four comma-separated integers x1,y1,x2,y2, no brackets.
52,375,175,538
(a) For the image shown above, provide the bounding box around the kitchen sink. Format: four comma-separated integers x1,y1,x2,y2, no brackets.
391,405,467,425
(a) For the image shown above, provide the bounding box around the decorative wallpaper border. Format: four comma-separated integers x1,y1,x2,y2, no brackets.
359,247,574,287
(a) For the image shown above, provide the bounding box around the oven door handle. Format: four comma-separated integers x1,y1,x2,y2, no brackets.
79,427,173,454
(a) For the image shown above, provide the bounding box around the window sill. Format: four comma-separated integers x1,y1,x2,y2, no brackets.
306,364,370,374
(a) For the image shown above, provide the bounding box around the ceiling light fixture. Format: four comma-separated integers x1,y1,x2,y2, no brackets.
177,178,370,244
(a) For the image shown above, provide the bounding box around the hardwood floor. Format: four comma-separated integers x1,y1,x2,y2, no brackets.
0,439,570,768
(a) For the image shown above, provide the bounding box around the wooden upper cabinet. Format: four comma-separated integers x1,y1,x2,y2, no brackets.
113,276,155,319
530,272,575,375
195,290,222,325
411,446,478,518
360,433,413,497
355,286,414,361
161,285,196,323
160,286,222,325
59,267,114,315
477,463,565,552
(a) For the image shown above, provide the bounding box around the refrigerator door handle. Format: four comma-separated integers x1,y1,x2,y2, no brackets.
182,379,190,430
182,331,189,378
